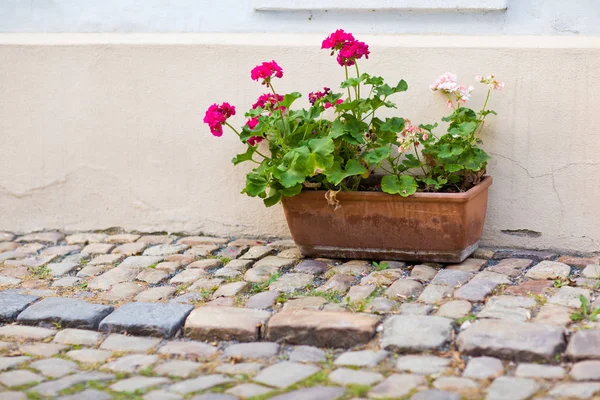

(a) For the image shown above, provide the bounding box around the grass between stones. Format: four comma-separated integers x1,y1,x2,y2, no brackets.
345,287,386,313
175,282,193,295
570,294,600,323
275,289,343,305
345,384,371,397
138,366,156,377
207,255,232,266
9,382,39,391
528,293,548,305
248,273,281,295
372,261,390,271
57,378,152,400
26,392,44,400
455,314,477,325
29,266,52,280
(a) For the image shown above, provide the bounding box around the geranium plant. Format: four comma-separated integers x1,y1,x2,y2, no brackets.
204,29,504,207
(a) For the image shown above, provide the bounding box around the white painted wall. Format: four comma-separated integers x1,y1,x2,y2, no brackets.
0,0,596,35
1,34,599,253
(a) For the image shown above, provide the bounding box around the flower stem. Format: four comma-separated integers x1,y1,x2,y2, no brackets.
269,83,288,140
413,145,428,176
225,122,271,160
475,88,492,139
355,62,361,99
224,122,242,137
344,66,352,102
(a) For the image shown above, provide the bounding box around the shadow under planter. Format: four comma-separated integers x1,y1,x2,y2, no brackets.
282,176,492,263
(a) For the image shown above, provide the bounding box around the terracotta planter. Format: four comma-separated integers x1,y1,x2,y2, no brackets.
281,176,492,263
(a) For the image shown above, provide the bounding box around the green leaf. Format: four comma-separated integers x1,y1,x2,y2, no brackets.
308,137,334,156
263,190,282,207
280,183,303,197
343,115,368,144
451,145,464,156
281,92,302,109
438,144,454,159
296,106,323,121
273,147,311,188
380,117,405,133
381,175,418,196
394,79,408,93
276,168,306,188
326,159,367,186
231,146,256,165
341,73,369,88
374,80,408,97
330,119,346,139
402,154,422,169
422,177,440,189
581,295,589,316
245,108,263,117
448,121,477,137
396,175,418,197
363,147,391,165
480,109,497,117
446,163,464,173
419,122,438,132
365,75,384,86
375,84,394,97
308,137,335,173
242,172,268,197
461,148,490,171
336,99,360,112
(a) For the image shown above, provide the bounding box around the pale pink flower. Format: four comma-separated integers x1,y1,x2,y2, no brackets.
456,85,474,104
397,120,424,153
430,72,459,92
476,74,505,90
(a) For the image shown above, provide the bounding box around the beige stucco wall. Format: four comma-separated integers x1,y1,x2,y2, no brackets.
0,34,599,253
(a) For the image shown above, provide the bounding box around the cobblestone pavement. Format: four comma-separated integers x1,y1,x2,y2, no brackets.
0,231,599,399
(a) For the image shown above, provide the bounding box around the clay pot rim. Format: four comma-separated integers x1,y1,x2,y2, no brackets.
285,175,492,204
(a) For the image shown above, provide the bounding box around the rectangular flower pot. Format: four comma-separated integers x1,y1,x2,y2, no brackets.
281,176,492,263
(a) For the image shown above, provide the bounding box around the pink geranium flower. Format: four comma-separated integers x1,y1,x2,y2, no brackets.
203,102,236,137
322,29,355,50
246,117,259,130
337,40,370,66
251,61,284,85
252,93,285,110
322,29,369,67
324,99,344,109
247,136,264,146
308,87,331,105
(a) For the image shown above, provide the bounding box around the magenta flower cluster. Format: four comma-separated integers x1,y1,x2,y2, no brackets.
204,30,370,142
252,93,285,111
203,102,236,137
321,29,369,66
308,87,331,105
250,60,284,86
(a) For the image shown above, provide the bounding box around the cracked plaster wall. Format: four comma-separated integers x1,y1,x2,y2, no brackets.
0,0,598,35
0,34,599,253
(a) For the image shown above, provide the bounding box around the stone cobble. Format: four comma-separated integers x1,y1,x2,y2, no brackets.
0,231,599,398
